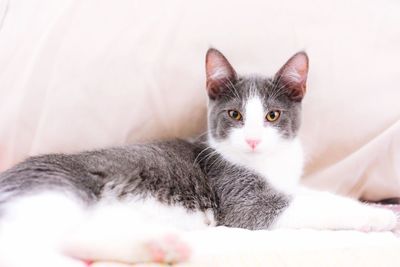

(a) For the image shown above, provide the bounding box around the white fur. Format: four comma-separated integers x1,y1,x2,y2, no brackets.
0,192,87,267
209,96,303,194
64,197,214,262
0,192,214,266
274,187,397,231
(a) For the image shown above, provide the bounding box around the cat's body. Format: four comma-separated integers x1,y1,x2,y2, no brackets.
0,138,292,266
0,138,290,230
0,49,396,266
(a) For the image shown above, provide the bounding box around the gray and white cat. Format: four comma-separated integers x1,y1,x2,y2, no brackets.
0,49,396,267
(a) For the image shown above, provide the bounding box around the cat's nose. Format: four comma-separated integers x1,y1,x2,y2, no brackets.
245,139,261,150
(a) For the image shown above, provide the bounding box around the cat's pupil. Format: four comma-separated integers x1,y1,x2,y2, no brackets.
269,111,276,119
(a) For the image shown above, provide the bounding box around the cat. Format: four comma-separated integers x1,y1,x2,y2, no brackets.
0,48,396,267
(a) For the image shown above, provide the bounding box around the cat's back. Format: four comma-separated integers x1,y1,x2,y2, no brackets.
0,139,215,211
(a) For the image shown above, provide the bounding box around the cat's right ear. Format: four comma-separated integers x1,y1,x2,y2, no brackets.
205,48,237,100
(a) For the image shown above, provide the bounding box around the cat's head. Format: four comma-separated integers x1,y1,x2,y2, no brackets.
205,48,308,160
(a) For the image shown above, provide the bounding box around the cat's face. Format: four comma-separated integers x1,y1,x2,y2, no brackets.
205,48,308,159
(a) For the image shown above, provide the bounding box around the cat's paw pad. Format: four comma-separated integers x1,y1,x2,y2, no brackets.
358,207,397,232
83,259,94,266
144,234,191,263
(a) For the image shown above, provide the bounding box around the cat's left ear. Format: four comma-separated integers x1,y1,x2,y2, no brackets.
205,48,238,100
274,51,309,102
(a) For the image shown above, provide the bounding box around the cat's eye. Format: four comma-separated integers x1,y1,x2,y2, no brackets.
266,110,281,122
228,110,242,121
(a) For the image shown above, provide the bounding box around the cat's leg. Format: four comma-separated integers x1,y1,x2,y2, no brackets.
273,187,397,231
0,192,88,267
63,201,192,264
65,227,191,264
0,193,192,266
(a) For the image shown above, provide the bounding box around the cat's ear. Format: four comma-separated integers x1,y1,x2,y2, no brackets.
274,51,309,101
205,48,237,100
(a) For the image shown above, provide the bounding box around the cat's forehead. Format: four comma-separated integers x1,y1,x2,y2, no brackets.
235,76,272,97
221,76,291,109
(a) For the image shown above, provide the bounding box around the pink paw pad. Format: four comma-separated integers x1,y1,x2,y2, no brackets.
163,234,191,261
147,242,167,262
83,260,93,266
145,234,191,263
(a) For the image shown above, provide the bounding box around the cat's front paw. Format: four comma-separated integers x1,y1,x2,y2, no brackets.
356,207,397,232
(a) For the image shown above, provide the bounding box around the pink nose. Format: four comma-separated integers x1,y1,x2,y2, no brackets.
246,139,261,149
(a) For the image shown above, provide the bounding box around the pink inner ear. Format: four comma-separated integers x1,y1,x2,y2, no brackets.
207,60,230,80
206,49,236,81
276,52,309,101
288,53,308,83
205,49,237,99
281,52,308,84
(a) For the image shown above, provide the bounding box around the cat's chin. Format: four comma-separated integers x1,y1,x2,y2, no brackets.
232,149,269,163
243,149,265,155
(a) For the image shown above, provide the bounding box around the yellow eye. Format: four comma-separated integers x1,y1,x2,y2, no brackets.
266,110,281,122
228,110,242,121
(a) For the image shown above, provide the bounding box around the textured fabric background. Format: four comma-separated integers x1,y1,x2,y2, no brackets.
0,0,399,201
